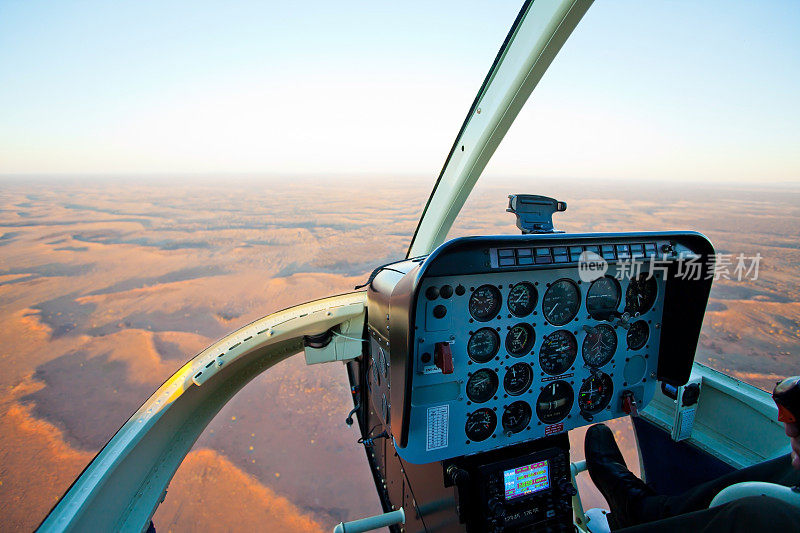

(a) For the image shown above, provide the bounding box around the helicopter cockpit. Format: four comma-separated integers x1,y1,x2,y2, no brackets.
354,195,713,531
34,2,799,532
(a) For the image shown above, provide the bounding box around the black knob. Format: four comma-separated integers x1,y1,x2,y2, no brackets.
682,383,701,406
433,305,447,319
558,478,577,496
488,496,506,518
446,465,470,485
440,285,454,298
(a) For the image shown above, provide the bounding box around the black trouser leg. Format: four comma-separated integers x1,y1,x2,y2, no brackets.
635,453,800,522
619,495,800,533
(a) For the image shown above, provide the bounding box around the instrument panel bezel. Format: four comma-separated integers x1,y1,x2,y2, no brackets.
365,231,715,460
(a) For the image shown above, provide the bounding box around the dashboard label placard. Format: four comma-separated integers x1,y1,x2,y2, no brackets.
426,405,449,451
544,423,564,436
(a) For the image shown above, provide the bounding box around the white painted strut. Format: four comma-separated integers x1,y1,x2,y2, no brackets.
333,508,405,533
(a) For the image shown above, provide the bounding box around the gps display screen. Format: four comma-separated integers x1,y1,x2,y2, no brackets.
503,460,550,500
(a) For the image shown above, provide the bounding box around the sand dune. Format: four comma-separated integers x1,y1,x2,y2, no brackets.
0,399,93,531
154,449,322,533
0,177,798,530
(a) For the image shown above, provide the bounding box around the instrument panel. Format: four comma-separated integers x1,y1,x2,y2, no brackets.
403,267,663,462
366,232,713,464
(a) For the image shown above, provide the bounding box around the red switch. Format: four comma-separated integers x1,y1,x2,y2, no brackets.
434,342,454,374
621,390,639,417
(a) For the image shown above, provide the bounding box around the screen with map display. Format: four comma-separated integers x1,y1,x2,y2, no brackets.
503,460,550,500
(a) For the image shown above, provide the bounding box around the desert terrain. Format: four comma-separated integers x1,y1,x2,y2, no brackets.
0,175,797,531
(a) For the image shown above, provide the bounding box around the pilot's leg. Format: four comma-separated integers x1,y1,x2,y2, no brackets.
617,495,800,533
585,424,800,529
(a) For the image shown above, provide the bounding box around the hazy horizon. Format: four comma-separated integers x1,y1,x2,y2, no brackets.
2,173,799,187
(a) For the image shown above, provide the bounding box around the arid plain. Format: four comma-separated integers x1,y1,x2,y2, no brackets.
1,176,798,531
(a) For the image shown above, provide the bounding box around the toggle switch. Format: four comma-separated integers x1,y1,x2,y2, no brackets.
434,342,454,374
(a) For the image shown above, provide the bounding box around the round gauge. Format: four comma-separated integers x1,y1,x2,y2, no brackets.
586,276,621,318
578,372,614,414
539,330,578,376
465,408,497,442
467,328,500,363
582,325,618,367
627,320,649,350
503,363,533,396
625,274,657,315
507,282,538,317
505,323,535,357
466,368,499,403
469,284,502,321
502,401,532,434
542,279,580,326
536,381,574,424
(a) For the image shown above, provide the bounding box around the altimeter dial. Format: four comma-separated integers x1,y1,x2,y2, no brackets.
539,330,578,375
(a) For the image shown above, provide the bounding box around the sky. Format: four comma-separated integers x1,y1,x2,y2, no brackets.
0,0,798,183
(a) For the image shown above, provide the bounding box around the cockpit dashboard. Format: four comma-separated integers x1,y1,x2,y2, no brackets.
366,231,713,464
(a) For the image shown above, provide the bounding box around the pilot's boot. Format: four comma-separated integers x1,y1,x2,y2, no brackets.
585,423,656,529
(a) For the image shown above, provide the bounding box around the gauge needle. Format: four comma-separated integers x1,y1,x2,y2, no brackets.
549,303,559,314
